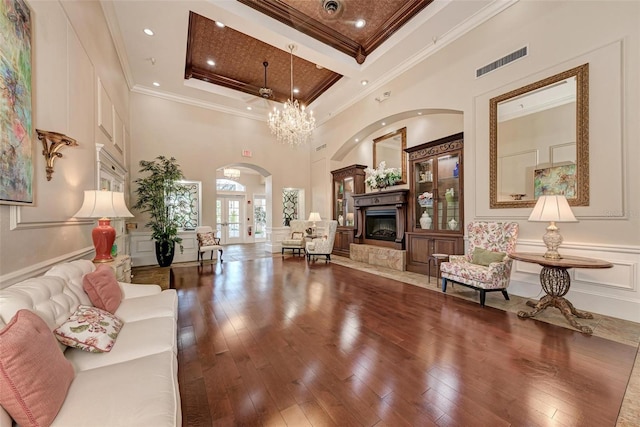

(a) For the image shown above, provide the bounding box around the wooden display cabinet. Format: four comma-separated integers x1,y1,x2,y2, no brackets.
331,164,366,257
405,133,464,275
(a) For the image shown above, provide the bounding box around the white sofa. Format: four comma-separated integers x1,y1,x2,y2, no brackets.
0,260,181,427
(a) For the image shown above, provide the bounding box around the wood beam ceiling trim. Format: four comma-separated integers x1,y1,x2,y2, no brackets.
236,0,365,63
362,0,433,54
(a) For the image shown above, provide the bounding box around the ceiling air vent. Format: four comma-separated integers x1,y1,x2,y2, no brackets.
316,144,327,152
476,46,528,78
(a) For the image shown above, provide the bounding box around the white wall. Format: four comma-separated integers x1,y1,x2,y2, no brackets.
311,1,640,321
0,0,130,286
128,91,311,253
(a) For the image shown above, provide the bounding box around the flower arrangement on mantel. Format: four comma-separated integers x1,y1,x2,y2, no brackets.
364,161,402,190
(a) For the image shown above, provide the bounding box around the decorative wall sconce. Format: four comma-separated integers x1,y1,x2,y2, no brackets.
36,129,78,181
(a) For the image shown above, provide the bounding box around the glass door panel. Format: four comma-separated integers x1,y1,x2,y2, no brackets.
437,153,460,231
216,196,244,244
416,159,434,230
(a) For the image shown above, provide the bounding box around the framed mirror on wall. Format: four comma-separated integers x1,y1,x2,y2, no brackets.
489,64,589,208
373,127,407,184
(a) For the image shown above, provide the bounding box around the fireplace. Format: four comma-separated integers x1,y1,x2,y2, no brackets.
352,189,408,249
365,208,396,242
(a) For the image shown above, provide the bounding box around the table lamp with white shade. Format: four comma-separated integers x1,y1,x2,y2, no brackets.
308,212,321,233
74,190,134,262
528,195,577,260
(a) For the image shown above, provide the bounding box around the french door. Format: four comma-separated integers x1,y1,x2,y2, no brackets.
216,196,244,244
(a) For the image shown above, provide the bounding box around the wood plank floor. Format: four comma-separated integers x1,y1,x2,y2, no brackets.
172,256,636,427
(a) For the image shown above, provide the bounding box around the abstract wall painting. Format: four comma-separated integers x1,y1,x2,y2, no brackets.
0,0,33,205
534,164,577,199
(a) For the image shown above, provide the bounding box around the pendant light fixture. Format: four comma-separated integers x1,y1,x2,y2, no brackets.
268,44,315,146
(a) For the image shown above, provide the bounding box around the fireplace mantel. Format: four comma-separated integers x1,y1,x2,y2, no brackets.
353,189,408,249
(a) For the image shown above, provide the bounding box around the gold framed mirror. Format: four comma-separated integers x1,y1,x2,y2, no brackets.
373,127,407,184
489,64,589,208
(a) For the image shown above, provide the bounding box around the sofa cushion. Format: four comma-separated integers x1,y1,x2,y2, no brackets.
54,305,123,353
0,310,74,427
83,265,123,313
471,247,506,266
52,351,181,427
115,289,178,323
65,316,177,371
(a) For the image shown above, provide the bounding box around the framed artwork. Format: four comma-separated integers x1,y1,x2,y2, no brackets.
534,164,577,199
0,0,33,205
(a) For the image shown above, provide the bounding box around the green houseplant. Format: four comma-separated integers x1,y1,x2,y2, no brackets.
133,156,185,267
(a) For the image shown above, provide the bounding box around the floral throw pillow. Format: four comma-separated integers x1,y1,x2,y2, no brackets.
54,305,124,353
197,232,218,246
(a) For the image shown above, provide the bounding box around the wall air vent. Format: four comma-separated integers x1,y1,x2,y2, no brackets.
476,46,528,78
316,144,327,151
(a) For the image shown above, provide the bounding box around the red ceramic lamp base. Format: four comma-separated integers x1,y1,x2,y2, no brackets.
92,218,116,263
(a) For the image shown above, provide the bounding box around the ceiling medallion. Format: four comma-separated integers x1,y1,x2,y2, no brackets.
268,44,316,146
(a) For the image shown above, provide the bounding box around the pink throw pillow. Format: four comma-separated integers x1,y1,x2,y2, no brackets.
0,310,75,427
83,265,123,314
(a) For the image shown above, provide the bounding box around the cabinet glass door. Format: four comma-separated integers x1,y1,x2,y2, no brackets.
436,153,460,231
342,177,354,227
415,159,434,230
334,179,344,222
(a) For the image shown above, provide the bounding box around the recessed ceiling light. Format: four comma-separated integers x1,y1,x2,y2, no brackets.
293,88,300,94
361,80,368,86
381,122,386,126
215,21,225,28
355,19,366,29
246,106,252,110
355,138,359,143
207,59,215,66
143,28,154,36
152,82,160,87
417,112,423,115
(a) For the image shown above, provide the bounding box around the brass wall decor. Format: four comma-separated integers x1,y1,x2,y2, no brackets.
36,129,78,181
489,64,589,208
373,127,407,185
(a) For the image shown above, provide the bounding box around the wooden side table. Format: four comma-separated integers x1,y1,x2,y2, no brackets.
509,252,612,334
427,254,449,284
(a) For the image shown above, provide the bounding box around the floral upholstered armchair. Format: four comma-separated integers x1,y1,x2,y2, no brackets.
440,221,519,306
281,220,307,256
305,220,338,262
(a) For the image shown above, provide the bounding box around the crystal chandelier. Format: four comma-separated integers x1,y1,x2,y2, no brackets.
268,44,315,146
223,168,240,180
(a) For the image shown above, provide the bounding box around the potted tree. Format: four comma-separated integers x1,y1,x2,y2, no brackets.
133,156,185,267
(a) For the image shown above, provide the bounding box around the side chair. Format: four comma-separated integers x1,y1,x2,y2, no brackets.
440,221,519,306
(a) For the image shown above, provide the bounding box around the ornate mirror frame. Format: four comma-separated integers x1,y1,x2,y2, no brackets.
373,127,407,184
489,64,589,208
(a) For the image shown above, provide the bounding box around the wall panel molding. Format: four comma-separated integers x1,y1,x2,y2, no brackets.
0,247,94,289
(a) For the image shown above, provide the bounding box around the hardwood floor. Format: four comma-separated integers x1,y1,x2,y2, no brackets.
172,255,636,426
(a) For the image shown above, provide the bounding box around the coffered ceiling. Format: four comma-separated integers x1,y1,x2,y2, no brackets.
102,0,509,122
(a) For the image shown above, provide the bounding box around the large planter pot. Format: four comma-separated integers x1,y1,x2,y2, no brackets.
155,241,175,267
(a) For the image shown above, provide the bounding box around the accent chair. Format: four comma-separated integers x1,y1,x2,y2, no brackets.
305,220,338,262
281,220,307,256
195,226,223,264
440,221,519,306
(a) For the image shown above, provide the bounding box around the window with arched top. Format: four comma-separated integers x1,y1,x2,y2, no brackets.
216,179,246,192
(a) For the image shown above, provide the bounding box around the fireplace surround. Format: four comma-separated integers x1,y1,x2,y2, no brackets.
353,189,408,249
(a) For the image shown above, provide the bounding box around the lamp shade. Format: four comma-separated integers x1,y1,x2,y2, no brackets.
308,212,322,222
528,195,577,223
74,191,134,219
74,191,133,263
